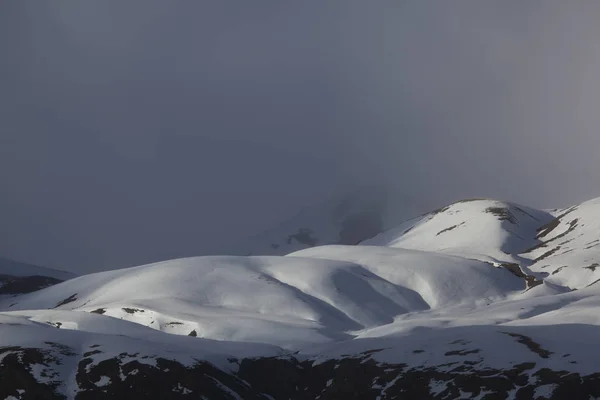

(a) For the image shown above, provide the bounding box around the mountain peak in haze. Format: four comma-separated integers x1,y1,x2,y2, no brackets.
232,185,417,256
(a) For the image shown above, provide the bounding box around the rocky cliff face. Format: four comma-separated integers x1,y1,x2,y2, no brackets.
4,342,600,400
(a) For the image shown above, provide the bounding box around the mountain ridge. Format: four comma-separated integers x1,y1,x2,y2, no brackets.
3,195,600,398
0,256,76,296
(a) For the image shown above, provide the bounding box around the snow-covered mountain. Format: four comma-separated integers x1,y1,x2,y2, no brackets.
3,197,600,399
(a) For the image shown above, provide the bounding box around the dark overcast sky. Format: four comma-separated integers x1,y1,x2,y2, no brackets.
3,2,600,274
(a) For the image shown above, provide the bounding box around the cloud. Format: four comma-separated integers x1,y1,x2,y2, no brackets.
2,2,600,272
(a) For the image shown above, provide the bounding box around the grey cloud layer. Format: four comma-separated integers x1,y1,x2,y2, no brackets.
2,2,600,272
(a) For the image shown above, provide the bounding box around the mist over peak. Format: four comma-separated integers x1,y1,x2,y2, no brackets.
2,2,600,273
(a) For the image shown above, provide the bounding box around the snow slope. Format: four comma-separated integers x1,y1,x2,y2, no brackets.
524,198,600,289
362,198,554,265
288,245,524,309
361,197,600,290
1,251,524,348
4,196,600,398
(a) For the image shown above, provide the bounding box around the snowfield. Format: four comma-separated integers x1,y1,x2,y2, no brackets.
3,197,600,399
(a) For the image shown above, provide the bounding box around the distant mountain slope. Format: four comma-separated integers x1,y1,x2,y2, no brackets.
232,186,420,257
0,256,74,280
0,256,75,295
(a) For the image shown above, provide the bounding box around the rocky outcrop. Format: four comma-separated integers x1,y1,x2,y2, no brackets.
4,344,600,400
0,275,63,295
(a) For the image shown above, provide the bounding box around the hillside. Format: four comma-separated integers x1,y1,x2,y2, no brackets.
3,197,600,399
0,256,75,296
362,198,554,263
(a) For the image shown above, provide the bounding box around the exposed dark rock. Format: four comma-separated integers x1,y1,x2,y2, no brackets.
0,346,65,400
587,278,600,288
287,228,319,247
4,343,600,399
54,294,78,308
455,198,489,203
528,219,580,254
500,263,543,289
238,354,598,400
76,355,264,400
552,266,567,275
83,350,103,357
402,226,415,235
444,349,481,356
537,218,561,239
486,207,517,224
44,341,77,357
436,222,466,236
501,332,553,359
430,205,451,216
0,275,63,295
534,247,562,262
122,308,144,314
585,263,599,272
